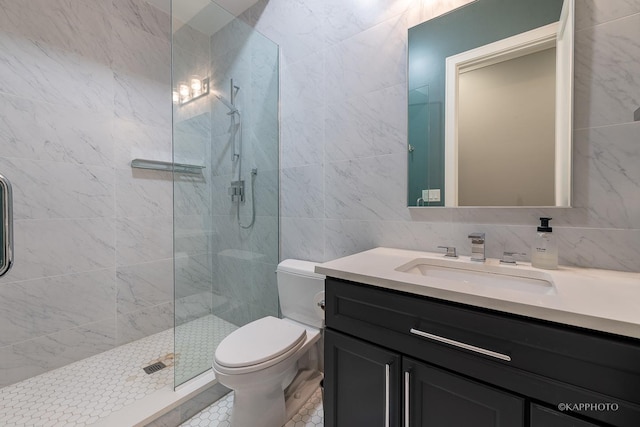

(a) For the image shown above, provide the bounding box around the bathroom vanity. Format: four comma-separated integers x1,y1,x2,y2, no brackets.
317,248,640,427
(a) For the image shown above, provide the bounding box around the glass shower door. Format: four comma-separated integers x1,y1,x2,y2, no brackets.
172,0,279,387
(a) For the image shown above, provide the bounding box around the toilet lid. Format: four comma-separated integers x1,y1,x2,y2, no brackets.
215,316,307,368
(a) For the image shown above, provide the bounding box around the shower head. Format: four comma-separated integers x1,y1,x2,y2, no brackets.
214,92,238,115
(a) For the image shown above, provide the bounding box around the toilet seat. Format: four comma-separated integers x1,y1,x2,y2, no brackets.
214,316,307,375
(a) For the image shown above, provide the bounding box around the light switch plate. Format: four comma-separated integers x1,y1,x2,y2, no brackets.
422,189,441,202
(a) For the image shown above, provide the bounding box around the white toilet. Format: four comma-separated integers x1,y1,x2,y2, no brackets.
212,259,325,427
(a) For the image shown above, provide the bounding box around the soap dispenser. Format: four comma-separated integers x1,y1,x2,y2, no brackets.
531,217,558,270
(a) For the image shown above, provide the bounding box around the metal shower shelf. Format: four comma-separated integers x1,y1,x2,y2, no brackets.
130,158,205,174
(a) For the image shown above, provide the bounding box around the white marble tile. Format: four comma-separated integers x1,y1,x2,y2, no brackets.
0,94,114,167
558,227,640,272
323,219,378,261
324,14,407,103
116,167,173,218
0,269,116,347
574,13,640,128
325,153,409,221
323,0,412,45
114,71,172,128
210,14,252,60
175,292,213,327
250,261,279,316
174,17,211,57
250,32,279,102
116,302,173,345
242,0,326,64
174,216,213,257
280,51,325,119
251,167,279,218
324,219,455,261
573,122,640,229
0,157,114,220
111,16,171,84
281,106,325,169
325,83,407,162
0,218,115,283
575,0,640,30
175,253,213,299
174,176,211,218
113,118,172,170
246,114,279,173
0,319,116,388
281,165,324,219
0,0,113,66
280,217,325,262
112,0,171,40
250,215,280,265
0,31,114,112
117,259,174,315
115,216,173,267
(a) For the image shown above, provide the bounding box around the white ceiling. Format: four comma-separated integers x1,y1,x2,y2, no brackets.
146,0,260,35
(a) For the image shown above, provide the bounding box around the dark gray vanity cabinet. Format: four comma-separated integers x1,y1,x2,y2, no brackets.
324,277,640,427
403,357,525,426
324,330,401,427
530,404,600,427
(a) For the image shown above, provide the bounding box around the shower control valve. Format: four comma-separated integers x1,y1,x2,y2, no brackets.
228,180,245,202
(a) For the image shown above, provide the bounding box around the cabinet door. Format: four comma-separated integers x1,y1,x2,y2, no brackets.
325,329,401,427
531,403,600,427
403,358,524,427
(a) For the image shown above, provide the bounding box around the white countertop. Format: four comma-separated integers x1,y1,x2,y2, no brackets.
315,247,640,339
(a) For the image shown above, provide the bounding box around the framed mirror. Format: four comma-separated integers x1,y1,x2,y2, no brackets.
407,0,574,207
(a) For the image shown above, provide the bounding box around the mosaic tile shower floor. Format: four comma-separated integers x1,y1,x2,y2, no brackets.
181,387,324,427
0,315,236,426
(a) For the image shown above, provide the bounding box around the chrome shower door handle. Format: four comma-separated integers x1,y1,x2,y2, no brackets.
0,173,14,277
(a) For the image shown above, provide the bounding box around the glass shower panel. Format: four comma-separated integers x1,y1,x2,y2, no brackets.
172,0,279,387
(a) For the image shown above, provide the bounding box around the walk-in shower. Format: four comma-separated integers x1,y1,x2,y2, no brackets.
172,0,280,392
0,0,278,424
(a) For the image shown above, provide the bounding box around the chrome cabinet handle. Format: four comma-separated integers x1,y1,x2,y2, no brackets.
384,363,390,427
0,173,13,277
410,328,511,362
404,371,410,427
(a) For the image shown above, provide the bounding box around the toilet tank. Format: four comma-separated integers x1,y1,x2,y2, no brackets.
277,259,325,329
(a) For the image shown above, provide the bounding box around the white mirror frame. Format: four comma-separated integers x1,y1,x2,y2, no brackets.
444,0,574,207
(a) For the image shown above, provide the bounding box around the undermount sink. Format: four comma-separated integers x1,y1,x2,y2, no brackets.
395,257,556,295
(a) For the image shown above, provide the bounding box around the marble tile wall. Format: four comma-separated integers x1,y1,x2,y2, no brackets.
241,0,640,273
0,0,174,387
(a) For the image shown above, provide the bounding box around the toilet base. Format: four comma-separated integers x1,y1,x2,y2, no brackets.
284,369,323,421
230,381,286,427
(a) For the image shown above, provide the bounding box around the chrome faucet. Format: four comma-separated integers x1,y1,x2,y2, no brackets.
437,246,458,258
468,232,485,262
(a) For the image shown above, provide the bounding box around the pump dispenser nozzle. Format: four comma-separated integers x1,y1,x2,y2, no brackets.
538,217,553,232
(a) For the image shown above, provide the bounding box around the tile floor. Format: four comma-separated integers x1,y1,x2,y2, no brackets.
181,387,324,427
0,315,236,427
